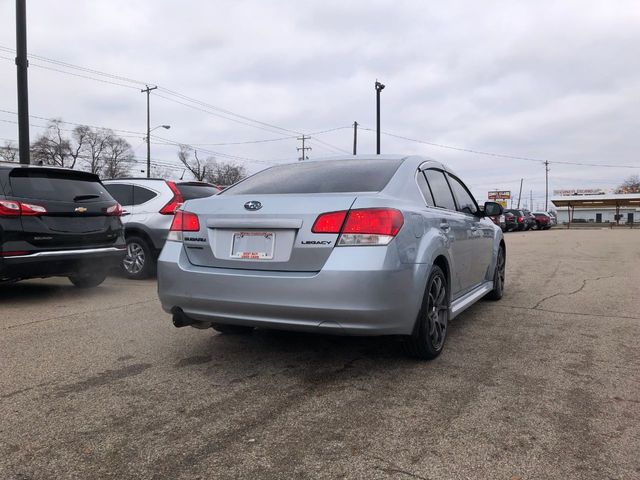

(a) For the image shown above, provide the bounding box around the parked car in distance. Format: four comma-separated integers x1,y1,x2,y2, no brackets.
0,163,125,287
521,209,537,230
532,211,552,229
488,212,506,231
504,209,526,231
546,211,557,226
103,179,219,279
503,210,518,232
158,155,506,360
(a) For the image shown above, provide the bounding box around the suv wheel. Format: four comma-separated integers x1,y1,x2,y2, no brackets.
69,271,108,288
122,236,155,279
403,265,449,360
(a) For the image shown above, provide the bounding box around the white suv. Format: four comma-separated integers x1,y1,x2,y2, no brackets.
103,179,219,279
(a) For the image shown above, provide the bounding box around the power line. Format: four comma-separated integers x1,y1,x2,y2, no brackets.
359,127,639,169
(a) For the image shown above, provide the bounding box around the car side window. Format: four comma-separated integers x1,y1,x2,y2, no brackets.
416,171,434,206
446,174,478,215
104,184,134,206
424,169,456,211
132,186,157,205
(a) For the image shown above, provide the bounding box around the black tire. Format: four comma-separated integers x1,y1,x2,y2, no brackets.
122,235,155,280
69,271,108,288
403,265,449,360
212,323,254,334
485,245,505,301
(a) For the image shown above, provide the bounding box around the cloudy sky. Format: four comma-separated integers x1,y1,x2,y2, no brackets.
1,0,639,208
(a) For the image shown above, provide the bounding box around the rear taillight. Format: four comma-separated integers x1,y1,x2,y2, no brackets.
518,216,523,223
159,181,185,215
167,210,200,241
0,200,46,217
105,203,123,216
311,211,347,233
312,208,404,246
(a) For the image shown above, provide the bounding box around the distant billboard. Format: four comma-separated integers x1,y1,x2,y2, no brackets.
488,190,511,200
553,188,606,196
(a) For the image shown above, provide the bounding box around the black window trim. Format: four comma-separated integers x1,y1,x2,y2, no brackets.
414,169,434,207
444,172,480,217
422,167,458,213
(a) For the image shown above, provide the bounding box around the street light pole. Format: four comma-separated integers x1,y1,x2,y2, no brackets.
375,81,385,155
141,85,158,177
16,0,30,165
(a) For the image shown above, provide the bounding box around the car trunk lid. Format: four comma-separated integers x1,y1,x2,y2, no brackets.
182,194,357,272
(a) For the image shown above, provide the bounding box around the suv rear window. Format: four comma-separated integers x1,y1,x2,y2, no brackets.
9,169,109,202
176,183,218,200
222,159,403,195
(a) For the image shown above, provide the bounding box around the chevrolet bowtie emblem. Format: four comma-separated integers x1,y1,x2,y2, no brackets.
75,207,88,213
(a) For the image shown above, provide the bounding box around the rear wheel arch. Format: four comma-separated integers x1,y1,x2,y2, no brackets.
432,255,450,302
124,227,156,254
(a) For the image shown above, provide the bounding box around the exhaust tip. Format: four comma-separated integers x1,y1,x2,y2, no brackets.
171,307,194,328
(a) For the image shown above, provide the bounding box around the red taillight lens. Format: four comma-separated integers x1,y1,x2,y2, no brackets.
0,200,46,217
169,211,200,232
311,211,348,233
105,203,123,216
518,216,523,223
311,208,404,246
159,181,185,215
342,208,404,236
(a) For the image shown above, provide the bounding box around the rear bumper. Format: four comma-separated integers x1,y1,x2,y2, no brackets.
157,241,426,336
0,246,126,282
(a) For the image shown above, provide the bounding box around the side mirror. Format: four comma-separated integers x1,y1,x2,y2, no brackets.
483,201,503,217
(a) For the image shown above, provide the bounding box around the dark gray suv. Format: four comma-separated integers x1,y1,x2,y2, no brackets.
0,163,126,287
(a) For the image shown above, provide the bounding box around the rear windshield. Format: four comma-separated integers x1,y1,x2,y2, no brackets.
9,169,110,202
176,183,218,200
222,159,403,195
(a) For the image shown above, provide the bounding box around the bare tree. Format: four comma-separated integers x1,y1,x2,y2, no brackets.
205,160,247,187
616,175,640,194
177,145,211,181
0,141,18,163
102,136,134,179
31,120,85,168
77,126,109,175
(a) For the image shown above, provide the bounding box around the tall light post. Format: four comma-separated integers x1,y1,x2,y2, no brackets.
144,124,170,177
375,80,385,155
16,0,30,164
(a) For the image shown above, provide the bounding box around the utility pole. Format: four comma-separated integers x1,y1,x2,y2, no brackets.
375,80,385,154
544,160,550,211
297,135,311,161
15,0,30,165
141,85,157,177
517,178,523,208
352,121,358,155
530,190,533,211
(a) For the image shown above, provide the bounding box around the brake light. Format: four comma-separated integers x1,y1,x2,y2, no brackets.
159,181,185,215
167,210,200,241
0,200,46,217
312,208,404,246
311,211,347,233
105,203,123,216
518,216,523,223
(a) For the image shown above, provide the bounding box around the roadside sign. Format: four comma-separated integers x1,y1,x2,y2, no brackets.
488,190,511,200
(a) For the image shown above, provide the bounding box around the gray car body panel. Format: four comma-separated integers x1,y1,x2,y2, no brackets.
157,155,504,335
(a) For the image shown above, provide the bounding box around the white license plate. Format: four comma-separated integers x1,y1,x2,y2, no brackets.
230,231,275,260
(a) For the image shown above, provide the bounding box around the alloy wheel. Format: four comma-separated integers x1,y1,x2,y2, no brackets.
426,272,448,350
495,248,505,292
123,242,145,275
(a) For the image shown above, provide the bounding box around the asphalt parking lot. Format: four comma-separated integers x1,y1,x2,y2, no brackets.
1,229,639,479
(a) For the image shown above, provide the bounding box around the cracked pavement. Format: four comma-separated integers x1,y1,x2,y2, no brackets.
1,229,639,479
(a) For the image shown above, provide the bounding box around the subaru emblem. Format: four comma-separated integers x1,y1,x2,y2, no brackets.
244,200,262,211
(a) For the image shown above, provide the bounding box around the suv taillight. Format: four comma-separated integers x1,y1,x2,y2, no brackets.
312,208,404,246
0,200,47,217
167,210,200,241
104,203,123,216
159,181,185,215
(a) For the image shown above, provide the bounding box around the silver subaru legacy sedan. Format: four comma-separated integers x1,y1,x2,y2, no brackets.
157,155,505,359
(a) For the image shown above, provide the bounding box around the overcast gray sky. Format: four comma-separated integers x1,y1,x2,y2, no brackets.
1,0,639,208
